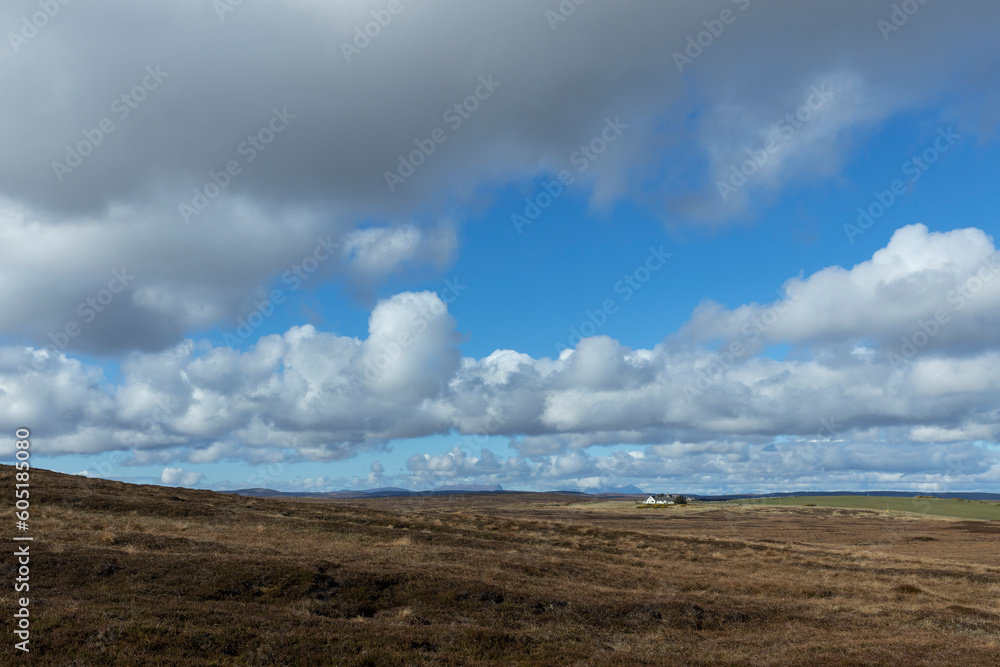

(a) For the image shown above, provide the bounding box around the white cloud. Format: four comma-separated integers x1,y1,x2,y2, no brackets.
160,467,204,487
342,222,456,286
2,225,1000,492
681,224,1000,351
379,439,1000,494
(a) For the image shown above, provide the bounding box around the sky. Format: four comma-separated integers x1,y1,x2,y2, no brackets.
2,0,1000,495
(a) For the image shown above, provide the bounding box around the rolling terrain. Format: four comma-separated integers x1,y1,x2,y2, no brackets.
4,466,1000,665
721,495,1000,521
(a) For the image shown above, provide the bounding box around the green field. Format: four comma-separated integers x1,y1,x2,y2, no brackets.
725,495,1000,520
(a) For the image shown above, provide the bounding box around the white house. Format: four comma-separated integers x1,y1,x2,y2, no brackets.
645,496,675,505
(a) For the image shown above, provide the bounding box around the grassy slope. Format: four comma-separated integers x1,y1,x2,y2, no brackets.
726,496,1000,520
6,466,1000,665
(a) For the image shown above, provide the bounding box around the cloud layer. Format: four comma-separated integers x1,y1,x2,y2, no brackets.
3,0,999,355
4,225,1000,490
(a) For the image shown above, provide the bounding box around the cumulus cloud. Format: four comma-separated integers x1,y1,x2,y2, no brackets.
0,201,460,353
161,467,204,487
366,460,385,486
389,439,1000,494
405,446,521,487
2,223,999,495
680,224,1000,352
342,222,456,288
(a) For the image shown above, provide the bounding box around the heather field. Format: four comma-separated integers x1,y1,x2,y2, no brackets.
4,466,1000,665
722,495,1000,521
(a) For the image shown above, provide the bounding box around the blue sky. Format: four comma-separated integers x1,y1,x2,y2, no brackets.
3,0,1000,494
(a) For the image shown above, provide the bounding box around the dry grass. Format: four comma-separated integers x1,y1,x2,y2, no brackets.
4,466,1000,665
725,495,1000,520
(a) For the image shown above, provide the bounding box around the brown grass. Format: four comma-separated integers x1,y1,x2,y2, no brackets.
4,466,1000,665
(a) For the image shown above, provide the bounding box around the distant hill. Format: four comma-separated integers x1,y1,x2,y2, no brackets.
222,486,647,500
223,486,1000,502
597,485,647,495
223,487,442,499
222,486,511,500
436,484,504,492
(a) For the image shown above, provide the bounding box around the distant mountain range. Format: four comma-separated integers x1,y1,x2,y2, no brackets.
222,484,650,499
222,486,1000,501
223,485,512,500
